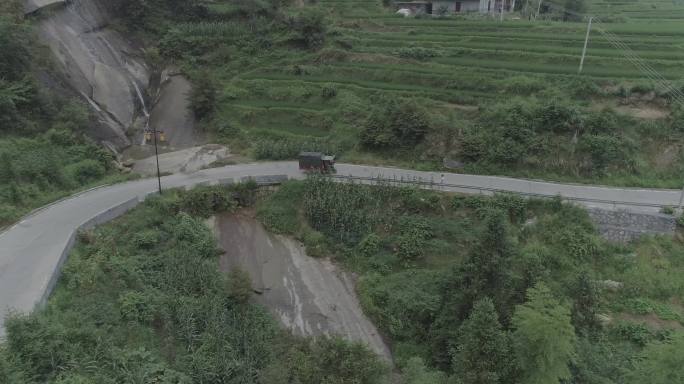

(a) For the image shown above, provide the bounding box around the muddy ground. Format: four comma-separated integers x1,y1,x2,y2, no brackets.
212,212,393,363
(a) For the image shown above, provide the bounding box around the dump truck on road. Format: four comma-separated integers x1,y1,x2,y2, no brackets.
298,152,335,173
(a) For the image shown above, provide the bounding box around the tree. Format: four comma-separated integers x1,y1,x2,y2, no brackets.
461,209,516,316
512,283,576,384
627,331,684,384
430,210,517,368
226,267,252,305
452,298,513,384
0,152,14,182
563,0,587,21
189,71,217,121
360,97,430,149
570,271,602,336
288,8,327,50
403,357,447,384
0,19,30,81
302,337,388,383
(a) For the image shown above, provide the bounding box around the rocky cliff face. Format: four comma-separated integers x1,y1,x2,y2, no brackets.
26,0,149,149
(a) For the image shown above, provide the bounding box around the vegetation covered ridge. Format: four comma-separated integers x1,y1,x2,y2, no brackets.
111,0,684,187
0,1,131,228
257,177,684,383
0,184,388,383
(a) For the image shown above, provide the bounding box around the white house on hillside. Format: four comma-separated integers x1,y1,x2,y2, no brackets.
395,0,515,14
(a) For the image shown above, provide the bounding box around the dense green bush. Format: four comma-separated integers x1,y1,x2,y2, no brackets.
578,134,635,172
178,185,237,218
1,188,388,382
257,182,306,233
66,159,106,184
189,70,218,121
253,137,338,160
361,97,430,149
287,8,327,50
360,270,445,341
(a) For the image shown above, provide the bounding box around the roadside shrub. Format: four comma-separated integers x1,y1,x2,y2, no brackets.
0,203,19,225
491,193,528,224
453,194,528,223
398,187,441,212
578,134,634,172
178,185,236,218
302,228,328,257
66,159,106,185
256,182,305,234
229,179,259,207
253,137,338,160
361,97,430,149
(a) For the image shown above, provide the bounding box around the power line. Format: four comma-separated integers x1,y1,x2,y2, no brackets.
540,1,684,106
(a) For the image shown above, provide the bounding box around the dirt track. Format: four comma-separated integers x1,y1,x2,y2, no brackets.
213,213,393,362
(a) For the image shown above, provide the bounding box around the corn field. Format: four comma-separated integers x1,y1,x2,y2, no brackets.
303,176,382,244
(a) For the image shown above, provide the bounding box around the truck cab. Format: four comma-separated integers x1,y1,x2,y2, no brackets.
298,152,336,173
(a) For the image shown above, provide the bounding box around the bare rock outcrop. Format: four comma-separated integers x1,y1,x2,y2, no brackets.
27,0,150,149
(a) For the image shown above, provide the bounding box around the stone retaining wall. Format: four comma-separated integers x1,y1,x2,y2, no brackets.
587,208,676,243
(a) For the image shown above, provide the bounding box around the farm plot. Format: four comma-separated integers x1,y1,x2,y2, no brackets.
189,0,684,185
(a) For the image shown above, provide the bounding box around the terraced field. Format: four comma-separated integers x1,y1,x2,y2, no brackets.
155,0,679,184
213,0,681,141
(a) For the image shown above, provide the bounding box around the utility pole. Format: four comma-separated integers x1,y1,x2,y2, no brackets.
535,0,542,19
152,128,162,194
578,17,593,74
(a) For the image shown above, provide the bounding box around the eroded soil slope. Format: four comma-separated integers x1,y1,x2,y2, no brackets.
213,213,393,362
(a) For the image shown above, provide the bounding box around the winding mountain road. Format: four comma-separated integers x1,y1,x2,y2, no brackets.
0,161,681,336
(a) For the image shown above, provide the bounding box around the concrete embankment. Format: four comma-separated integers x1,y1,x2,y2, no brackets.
213,213,394,363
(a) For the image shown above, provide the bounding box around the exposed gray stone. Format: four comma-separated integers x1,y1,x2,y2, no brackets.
597,280,624,292
24,0,64,14
587,208,676,243
32,0,150,149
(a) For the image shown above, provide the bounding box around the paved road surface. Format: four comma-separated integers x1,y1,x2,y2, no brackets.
0,161,681,336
